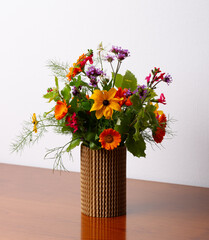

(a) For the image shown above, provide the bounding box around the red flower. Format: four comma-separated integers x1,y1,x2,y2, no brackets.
153,113,167,143
115,87,126,106
115,87,132,106
80,54,93,68
66,113,78,133
66,53,93,81
158,93,166,105
125,96,132,106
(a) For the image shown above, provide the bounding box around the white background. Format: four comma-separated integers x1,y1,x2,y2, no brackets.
1,0,209,187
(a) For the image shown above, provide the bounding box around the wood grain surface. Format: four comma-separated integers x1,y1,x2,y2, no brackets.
0,163,209,240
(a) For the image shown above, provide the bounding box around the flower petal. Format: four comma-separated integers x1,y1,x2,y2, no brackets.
103,106,113,119
95,107,105,119
90,101,103,111
109,101,121,112
107,88,117,100
90,89,104,101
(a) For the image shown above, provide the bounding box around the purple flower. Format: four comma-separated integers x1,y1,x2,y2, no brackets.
163,74,173,85
124,89,132,97
105,54,115,62
117,53,126,61
86,66,104,78
90,79,98,87
72,86,82,96
110,46,121,54
134,85,148,99
86,66,104,87
110,46,130,61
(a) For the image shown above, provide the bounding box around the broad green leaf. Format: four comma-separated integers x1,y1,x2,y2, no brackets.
121,70,137,91
130,94,142,111
75,75,81,88
66,138,81,152
81,101,91,111
114,73,123,88
43,91,59,102
125,133,146,158
61,85,71,103
86,132,96,142
89,142,100,150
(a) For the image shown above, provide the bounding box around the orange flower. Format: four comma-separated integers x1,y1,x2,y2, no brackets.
66,53,93,81
114,87,126,106
99,128,121,150
153,113,167,143
115,87,132,106
54,100,70,120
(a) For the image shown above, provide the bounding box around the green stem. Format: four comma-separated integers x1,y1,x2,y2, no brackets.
113,60,121,87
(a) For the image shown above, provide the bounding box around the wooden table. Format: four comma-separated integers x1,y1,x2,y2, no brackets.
0,163,209,240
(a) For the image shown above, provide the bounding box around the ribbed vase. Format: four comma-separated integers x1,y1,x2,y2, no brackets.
80,144,126,218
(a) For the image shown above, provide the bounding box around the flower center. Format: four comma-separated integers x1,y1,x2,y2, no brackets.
104,134,114,143
103,100,110,106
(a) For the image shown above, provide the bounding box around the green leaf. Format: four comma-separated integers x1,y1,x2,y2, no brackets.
61,85,71,103
126,133,146,158
121,70,137,91
81,101,91,111
75,75,81,88
114,73,123,88
43,91,59,102
89,142,100,150
55,76,59,89
66,138,81,152
130,94,142,111
86,132,96,142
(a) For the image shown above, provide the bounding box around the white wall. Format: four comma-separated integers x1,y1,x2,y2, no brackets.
1,0,209,187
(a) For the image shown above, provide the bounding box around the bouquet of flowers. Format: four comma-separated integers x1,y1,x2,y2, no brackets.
12,43,173,169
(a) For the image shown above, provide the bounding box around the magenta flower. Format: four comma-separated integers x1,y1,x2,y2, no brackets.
145,73,151,83
158,93,166,105
66,113,78,133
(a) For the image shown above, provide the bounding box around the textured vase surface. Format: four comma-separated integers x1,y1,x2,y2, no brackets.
80,144,126,217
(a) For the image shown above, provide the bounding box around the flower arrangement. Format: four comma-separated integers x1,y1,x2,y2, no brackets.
12,43,173,169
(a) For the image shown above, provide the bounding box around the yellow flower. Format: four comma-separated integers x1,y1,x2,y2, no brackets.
90,88,122,119
153,103,163,118
32,113,38,133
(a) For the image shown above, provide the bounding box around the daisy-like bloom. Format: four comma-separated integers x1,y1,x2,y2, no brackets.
90,88,122,119
54,100,70,120
158,93,166,105
32,113,38,133
99,128,121,150
153,113,167,143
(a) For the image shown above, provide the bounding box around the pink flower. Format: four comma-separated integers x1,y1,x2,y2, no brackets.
158,93,166,105
145,73,151,83
66,113,79,133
